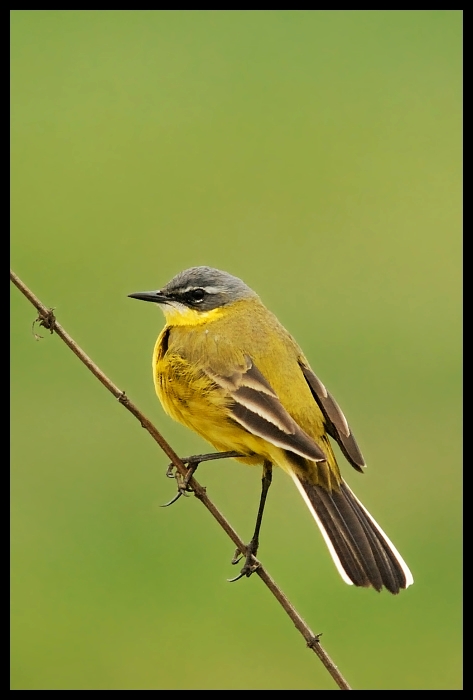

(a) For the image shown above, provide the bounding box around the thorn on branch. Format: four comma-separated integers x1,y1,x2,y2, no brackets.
307,634,323,648
32,308,56,340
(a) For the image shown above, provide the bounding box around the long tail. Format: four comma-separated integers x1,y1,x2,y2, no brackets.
290,472,414,593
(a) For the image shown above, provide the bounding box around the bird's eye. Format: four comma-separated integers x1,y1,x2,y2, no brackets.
189,288,205,303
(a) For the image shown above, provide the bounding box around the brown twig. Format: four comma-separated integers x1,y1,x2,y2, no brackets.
10,268,352,690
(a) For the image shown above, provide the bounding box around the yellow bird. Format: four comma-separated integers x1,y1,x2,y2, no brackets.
129,266,413,593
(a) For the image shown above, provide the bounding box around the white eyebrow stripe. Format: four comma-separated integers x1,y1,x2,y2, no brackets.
179,286,221,295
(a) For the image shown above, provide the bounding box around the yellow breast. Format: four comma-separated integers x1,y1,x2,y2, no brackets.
151,300,330,473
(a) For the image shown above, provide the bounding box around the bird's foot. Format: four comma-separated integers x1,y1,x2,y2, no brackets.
228,540,260,582
162,451,244,507
161,457,200,507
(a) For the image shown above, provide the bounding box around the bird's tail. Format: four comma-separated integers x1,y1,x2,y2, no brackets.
290,472,413,593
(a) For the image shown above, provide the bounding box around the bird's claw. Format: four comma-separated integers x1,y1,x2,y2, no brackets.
160,491,184,507
227,560,260,582
231,548,243,565
165,464,176,479
161,458,199,506
227,544,260,581
162,452,245,508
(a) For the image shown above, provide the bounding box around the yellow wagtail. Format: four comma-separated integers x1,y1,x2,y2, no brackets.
129,266,413,593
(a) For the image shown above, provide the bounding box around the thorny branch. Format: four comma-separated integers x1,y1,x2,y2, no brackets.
10,268,352,690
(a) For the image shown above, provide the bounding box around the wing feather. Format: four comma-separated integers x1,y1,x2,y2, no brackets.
206,358,327,463
299,362,365,472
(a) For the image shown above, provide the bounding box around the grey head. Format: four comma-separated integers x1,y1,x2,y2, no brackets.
129,266,258,311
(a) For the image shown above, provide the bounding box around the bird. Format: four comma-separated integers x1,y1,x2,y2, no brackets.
129,266,413,593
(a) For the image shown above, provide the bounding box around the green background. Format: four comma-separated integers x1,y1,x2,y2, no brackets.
11,10,462,690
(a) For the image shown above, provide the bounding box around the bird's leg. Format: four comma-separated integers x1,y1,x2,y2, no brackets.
161,451,245,507
229,461,273,581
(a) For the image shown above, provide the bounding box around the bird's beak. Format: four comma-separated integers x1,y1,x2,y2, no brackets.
128,290,169,304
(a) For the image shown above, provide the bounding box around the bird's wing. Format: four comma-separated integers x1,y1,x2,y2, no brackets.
298,361,365,472
205,356,327,463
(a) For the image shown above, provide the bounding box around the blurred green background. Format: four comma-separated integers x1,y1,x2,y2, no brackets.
11,10,462,690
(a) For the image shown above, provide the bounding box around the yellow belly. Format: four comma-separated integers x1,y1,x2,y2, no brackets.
153,342,281,467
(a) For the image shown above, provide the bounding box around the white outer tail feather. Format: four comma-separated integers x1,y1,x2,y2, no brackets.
342,480,414,587
290,471,414,588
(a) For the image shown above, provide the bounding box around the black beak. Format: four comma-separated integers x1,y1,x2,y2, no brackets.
128,290,169,304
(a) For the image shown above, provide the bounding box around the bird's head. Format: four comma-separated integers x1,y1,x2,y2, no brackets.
129,266,258,325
